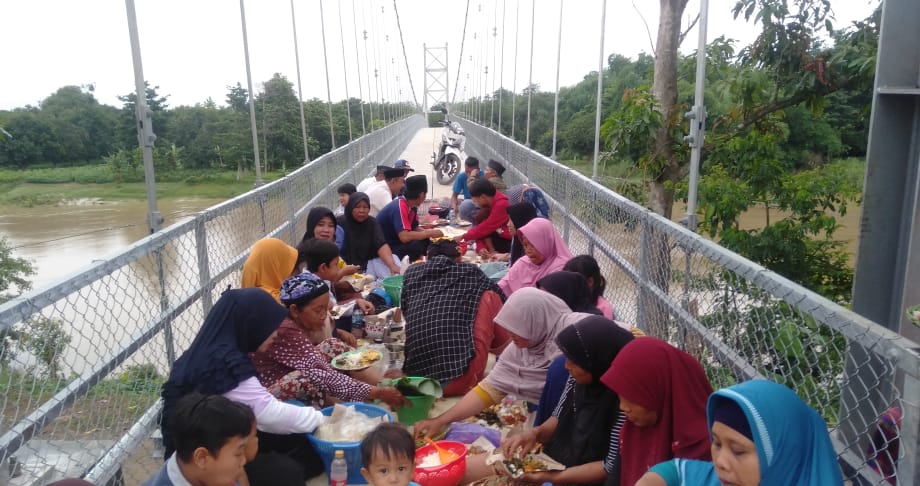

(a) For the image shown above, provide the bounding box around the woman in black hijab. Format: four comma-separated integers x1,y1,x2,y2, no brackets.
160,288,326,479
497,316,634,486
336,192,400,276
537,271,602,315
301,206,337,243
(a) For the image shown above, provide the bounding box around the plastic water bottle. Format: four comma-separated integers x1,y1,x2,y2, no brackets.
449,208,456,222
330,450,348,486
351,306,364,334
370,338,390,373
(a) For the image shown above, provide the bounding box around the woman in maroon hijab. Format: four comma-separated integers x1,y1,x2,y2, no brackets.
600,338,714,486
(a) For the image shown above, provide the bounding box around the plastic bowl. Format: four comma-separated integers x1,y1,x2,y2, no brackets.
414,441,468,486
306,402,394,484
382,275,404,306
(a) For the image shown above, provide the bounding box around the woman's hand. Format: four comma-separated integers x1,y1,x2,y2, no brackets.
517,471,556,484
336,329,357,347
490,252,510,262
501,429,540,460
356,298,376,315
370,386,410,409
413,417,447,440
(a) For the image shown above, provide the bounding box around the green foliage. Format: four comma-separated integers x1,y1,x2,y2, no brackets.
18,316,71,378
0,237,34,302
601,87,662,174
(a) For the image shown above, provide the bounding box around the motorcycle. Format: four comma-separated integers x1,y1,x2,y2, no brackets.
430,118,465,185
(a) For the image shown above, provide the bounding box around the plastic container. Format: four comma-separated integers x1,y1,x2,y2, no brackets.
369,338,390,374
307,403,394,484
330,450,347,486
390,377,442,425
414,441,467,486
381,275,404,306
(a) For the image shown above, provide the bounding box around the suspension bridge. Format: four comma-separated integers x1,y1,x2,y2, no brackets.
2,1,920,485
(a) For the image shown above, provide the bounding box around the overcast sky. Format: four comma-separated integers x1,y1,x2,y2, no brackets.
0,0,879,111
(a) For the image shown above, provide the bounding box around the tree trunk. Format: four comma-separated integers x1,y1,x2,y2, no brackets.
640,0,688,337
648,0,689,220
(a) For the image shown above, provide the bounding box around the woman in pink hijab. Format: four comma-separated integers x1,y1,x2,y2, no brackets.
498,217,573,296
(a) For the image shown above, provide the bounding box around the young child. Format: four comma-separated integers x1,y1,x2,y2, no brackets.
249,272,406,409
142,392,254,486
299,238,375,342
563,254,616,320
335,183,357,216
360,423,420,486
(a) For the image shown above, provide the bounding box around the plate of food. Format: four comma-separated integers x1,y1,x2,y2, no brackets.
485,450,565,478
331,348,382,371
434,218,450,226
454,220,472,227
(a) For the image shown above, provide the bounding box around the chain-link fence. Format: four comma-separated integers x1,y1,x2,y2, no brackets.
0,115,424,486
458,116,920,486
2,113,917,485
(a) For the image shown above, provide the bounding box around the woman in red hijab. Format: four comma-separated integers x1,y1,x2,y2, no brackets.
600,338,714,486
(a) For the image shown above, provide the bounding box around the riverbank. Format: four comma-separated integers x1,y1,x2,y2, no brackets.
0,167,283,207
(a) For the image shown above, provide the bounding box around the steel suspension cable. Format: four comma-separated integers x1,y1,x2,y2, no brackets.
337,0,354,141
481,4,489,124
369,1,383,123
550,0,563,159
351,0,367,134
361,3,375,128
490,1,497,128
525,0,535,146
511,0,519,138
498,0,506,133
238,0,263,185
289,0,310,163
393,0,419,109
450,0,471,106
318,0,337,149
592,0,608,179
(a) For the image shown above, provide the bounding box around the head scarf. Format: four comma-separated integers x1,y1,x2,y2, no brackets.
601,337,714,486
280,272,330,306
500,218,572,295
160,288,287,455
546,316,634,467
302,206,336,243
487,159,506,176
673,380,845,486
537,271,601,315
506,202,538,265
402,255,505,383
336,192,386,269
484,288,592,403
241,238,298,303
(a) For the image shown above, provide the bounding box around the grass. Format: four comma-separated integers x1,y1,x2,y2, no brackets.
1,364,163,439
0,166,285,207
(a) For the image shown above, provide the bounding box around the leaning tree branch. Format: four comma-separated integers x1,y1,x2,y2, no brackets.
679,13,701,45
632,1,657,57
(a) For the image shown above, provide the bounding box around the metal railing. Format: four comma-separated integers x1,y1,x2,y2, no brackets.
0,115,425,485
1,112,917,485
458,116,920,486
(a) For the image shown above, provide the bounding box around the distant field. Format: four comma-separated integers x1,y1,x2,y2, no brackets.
0,166,284,207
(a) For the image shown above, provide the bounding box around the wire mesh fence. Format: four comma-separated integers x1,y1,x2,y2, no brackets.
459,116,920,486
1,113,917,485
0,115,424,486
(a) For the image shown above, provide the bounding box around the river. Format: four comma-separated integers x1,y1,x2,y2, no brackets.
1,198,221,290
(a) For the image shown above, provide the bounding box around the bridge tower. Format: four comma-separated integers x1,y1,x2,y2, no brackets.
423,44,450,114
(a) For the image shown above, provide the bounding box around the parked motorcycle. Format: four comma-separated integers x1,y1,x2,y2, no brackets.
430,119,465,185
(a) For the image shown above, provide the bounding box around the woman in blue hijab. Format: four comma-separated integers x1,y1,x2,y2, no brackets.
635,380,843,486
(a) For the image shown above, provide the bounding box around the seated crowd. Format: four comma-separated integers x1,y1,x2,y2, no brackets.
142,156,845,486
